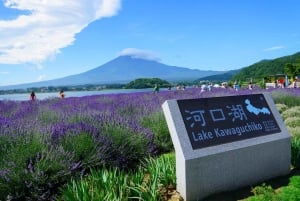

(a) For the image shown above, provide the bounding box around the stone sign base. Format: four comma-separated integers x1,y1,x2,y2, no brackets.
180,138,290,201
162,93,291,201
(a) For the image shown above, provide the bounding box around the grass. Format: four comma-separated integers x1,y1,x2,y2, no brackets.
58,153,176,201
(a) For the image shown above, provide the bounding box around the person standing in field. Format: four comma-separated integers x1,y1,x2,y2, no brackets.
59,90,65,98
154,84,159,93
293,76,298,88
234,80,239,91
30,91,36,101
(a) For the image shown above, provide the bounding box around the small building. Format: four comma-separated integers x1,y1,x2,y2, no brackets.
263,74,289,89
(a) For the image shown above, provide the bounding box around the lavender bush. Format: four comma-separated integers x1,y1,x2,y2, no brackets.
0,87,300,200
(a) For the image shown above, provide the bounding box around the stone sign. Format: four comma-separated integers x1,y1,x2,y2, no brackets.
177,93,281,149
162,93,291,201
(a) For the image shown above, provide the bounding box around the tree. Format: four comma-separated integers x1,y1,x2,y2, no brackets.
284,63,300,79
125,78,171,89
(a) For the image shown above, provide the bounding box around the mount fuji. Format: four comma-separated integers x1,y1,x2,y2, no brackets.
1,56,225,89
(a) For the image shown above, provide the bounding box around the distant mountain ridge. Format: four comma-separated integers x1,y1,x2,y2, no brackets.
195,69,242,82
232,52,300,81
197,51,300,82
0,56,225,90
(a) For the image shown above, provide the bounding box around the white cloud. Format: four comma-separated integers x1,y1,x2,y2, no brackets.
263,46,285,52
0,71,9,74
0,0,121,64
118,48,161,61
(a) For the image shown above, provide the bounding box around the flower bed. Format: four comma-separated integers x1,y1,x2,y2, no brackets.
0,87,299,200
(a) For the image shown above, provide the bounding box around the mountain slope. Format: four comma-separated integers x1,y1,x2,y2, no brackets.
195,69,242,82
196,52,300,82
65,56,224,83
232,52,300,81
0,56,225,89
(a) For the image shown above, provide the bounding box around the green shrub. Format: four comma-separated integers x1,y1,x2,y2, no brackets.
61,132,97,164
281,106,300,120
102,124,150,170
246,195,273,201
276,186,300,201
0,133,79,200
272,92,300,107
276,176,300,201
118,103,139,116
16,147,75,200
141,112,174,154
0,135,15,162
245,183,276,201
245,177,300,201
289,176,300,188
291,136,300,168
38,110,60,124
286,126,300,138
275,103,288,113
0,133,43,200
284,117,300,128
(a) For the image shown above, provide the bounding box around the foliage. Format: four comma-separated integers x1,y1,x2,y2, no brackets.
284,117,300,129
141,111,174,154
272,93,300,168
282,107,300,121
125,78,171,89
245,176,300,201
246,183,276,201
277,176,300,201
291,136,300,168
0,133,77,201
38,110,60,124
60,168,130,201
61,132,97,164
284,63,300,79
143,153,176,187
59,153,176,201
271,89,300,107
277,186,300,201
101,123,152,170
275,103,288,113
289,175,300,188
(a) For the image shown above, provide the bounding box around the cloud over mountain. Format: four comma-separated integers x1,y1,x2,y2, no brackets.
118,48,161,62
0,0,121,64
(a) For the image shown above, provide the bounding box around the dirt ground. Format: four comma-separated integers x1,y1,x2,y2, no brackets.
163,168,300,201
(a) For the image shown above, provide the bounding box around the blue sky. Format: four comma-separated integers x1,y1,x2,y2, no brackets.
0,0,300,86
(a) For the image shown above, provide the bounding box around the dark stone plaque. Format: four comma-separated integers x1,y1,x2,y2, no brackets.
177,94,281,149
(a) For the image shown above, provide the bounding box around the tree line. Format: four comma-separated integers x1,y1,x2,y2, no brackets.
0,78,174,95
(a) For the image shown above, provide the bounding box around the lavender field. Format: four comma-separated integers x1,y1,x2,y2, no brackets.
0,87,299,200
